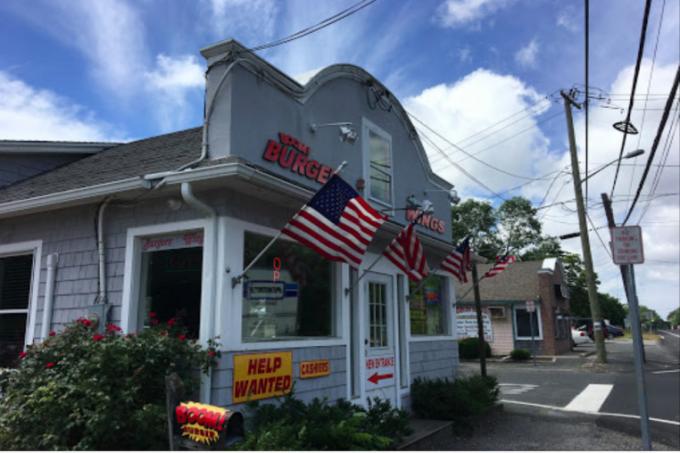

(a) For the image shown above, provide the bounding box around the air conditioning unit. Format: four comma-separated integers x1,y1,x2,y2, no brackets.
489,307,506,319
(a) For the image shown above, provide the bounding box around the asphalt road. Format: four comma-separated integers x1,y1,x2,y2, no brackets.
459,338,680,449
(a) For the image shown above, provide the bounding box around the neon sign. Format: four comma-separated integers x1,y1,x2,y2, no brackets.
262,132,334,184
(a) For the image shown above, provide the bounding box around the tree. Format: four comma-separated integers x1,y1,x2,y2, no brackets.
496,197,543,252
451,199,500,259
668,307,680,327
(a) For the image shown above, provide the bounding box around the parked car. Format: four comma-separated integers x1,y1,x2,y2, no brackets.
604,322,624,337
573,318,610,340
571,325,592,346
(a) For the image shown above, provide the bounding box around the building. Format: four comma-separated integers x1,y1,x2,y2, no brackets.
0,40,460,410
455,259,571,356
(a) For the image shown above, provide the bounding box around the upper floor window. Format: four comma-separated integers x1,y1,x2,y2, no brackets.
364,121,392,205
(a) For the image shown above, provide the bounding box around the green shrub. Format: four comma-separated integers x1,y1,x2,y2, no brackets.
510,349,531,361
411,375,499,420
235,395,411,450
458,337,492,359
0,315,219,450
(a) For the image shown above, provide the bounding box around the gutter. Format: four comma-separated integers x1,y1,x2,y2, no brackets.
40,253,58,339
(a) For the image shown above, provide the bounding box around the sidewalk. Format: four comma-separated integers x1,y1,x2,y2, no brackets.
404,407,676,451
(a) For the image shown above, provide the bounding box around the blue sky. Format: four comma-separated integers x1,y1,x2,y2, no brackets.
1,0,678,317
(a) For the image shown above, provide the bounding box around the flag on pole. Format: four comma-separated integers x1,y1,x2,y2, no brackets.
440,237,471,283
281,174,385,267
383,223,430,281
484,254,517,278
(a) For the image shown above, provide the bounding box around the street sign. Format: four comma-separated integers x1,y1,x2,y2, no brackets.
610,226,644,265
525,300,536,312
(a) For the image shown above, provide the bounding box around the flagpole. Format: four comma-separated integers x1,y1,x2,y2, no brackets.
231,161,347,288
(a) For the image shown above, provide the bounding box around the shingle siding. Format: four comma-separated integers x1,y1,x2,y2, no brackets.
408,339,458,382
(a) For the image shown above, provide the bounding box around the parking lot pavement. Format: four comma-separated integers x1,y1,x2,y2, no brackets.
412,409,676,451
458,339,680,448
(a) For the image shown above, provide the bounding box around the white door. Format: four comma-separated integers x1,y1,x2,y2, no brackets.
363,273,398,406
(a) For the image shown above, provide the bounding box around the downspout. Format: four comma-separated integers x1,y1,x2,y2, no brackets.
95,198,111,331
40,253,58,339
180,182,217,403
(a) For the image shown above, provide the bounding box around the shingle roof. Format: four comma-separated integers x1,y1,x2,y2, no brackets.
454,261,545,303
0,127,201,204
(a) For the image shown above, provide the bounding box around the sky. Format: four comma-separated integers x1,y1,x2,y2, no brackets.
0,0,678,318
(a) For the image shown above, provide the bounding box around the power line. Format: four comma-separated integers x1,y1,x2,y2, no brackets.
588,211,613,259
243,0,377,53
623,65,680,224
417,128,507,200
610,0,653,198
409,114,548,181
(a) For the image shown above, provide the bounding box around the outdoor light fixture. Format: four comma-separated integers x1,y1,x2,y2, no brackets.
613,120,639,135
421,199,434,215
581,149,645,184
448,188,461,205
406,194,421,209
309,122,358,144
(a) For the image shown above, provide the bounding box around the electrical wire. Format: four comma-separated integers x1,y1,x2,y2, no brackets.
417,128,508,200
587,211,613,259
409,114,549,181
623,66,680,224
610,0,653,198
242,0,377,53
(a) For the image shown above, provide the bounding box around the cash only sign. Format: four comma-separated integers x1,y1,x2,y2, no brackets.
232,352,293,404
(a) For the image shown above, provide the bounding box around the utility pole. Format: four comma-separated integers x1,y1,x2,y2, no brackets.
471,262,487,377
601,193,651,450
562,90,607,363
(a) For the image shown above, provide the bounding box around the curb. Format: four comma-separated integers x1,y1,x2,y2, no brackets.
396,420,453,450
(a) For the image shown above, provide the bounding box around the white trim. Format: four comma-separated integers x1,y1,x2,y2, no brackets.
362,118,395,211
0,141,118,155
225,216,345,351
0,240,42,347
513,304,543,340
120,219,211,338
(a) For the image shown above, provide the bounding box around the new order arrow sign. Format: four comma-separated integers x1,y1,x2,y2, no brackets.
368,372,393,384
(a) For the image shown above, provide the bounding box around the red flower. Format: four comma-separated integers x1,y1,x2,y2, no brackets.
106,323,122,333
78,318,92,328
49,331,56,337
19,351,27,359
45,362,56,369
149,311,157,319
150,318,160,326
178,334,187,342
167,318,176,328
92,334,105,342
207,350,216,358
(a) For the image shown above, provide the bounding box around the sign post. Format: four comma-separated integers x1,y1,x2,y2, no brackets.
602,194,651,450
526,300,536,367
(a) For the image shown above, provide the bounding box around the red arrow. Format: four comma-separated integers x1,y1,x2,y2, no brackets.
368,372,393,384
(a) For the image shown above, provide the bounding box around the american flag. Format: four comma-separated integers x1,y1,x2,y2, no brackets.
484,254,517,278
440,237,471,283
281,175,385,267
383,223,429,282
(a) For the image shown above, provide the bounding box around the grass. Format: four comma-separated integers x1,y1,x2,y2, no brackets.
621,330,661,341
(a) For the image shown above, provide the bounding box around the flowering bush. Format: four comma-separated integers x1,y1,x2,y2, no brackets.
0,315,219,450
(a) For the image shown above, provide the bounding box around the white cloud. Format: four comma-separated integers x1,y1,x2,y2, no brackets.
515,39,539,68
144,54,205,131
0,71,119,141
404,68,556,198
458,47,472,63
436,0,511,28
556,9,579,32
206,0,279,43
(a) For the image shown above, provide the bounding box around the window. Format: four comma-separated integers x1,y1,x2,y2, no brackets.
366,126,392,205
409,275,447,336
368,282,388,347
514,307,541,339
137,231,203,339
242,232,333,342
0,255,33,367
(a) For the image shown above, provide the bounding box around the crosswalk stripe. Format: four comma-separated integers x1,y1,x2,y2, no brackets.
564,384,613,413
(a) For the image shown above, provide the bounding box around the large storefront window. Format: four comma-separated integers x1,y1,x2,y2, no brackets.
242,232,333,342
0,254,33,367
138,232,203,339
409,275,446,336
